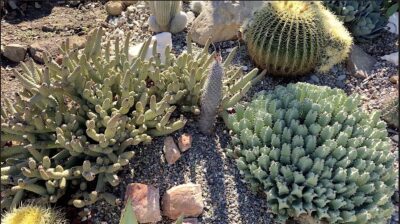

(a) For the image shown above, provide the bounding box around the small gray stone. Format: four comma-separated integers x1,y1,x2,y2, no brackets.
2,44,27,62
392,135,399,143
346,44,377,78
337,75,346,81
311,75,320,83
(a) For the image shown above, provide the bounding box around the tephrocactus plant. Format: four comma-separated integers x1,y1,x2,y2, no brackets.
242,1,353,76
0,29,263,209
382,92,399,129
223,83,397,223
147,1,188,34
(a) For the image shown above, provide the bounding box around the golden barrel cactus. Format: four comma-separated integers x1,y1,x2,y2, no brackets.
242,1,353,76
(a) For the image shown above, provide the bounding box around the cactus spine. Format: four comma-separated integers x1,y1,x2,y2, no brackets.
1,204,67,224
243,1,352,76
148,1,188,34
199,53,224,135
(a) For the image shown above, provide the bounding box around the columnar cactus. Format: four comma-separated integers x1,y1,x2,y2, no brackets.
0,30,263,209
223,83,397,223
199,53,224,135
242,1,352,76
147,1,188,34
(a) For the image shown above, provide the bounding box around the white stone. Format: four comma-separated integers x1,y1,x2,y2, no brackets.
128,32,172,64
381,52,399,66
386,12,399,35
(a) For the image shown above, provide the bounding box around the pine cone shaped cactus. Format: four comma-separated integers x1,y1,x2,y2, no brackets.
199,53,224,135
223,83,397,223
242,1,352,76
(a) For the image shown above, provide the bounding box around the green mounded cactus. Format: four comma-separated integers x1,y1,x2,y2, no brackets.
223,83,397,223
325,0,388,40
147,1,187,34
242,1,352,76
199,53,224,135
382,93,399,129
0,29,263,210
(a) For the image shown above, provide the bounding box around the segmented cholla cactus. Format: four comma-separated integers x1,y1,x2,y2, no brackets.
0,29,263,209
223,83,397,223
382,93,399,129
242,1,352,76
1,203,67,224
147,1,188,33
199,53,224,135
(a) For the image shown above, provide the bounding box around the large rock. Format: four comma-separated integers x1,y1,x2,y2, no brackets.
346,45,377,79
128,32,172,64
189,1,263,45
2,44,27,62
125,183,162,223
105,1,124,16
162,183,204,220
163,136,181,165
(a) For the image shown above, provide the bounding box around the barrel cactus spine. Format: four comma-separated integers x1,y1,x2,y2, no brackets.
242,1,352,76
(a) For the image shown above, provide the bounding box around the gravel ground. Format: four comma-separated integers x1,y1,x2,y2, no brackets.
1,1,399,224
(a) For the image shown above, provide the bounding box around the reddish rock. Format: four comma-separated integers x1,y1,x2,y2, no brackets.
125,183,162,223
55,54,63,65
178,133,192,152
162,183,204,220
163,136,181,165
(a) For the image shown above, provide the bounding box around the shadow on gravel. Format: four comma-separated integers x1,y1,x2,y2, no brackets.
2,1,55,24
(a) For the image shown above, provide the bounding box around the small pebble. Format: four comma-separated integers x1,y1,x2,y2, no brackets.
242,66,248,71
337,75,346,81
392,135,399,143
311,75,319,83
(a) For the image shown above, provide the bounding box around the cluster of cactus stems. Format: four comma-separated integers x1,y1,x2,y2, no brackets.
242,1,352,76
223,83,396,223
147,1,188,34
0,28,263,209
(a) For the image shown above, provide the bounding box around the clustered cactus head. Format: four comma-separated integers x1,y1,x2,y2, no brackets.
1,204,67,224
324,1,388,40
0,29,262,209
223,83,397,223
242,1,352,76
147,1,188,34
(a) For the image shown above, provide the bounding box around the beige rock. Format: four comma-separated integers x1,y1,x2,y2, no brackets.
346,45,377,79
189,1,263,45
163,136,181,165
106,1,124,16
183,218,199,224
162,183,204,220
125,183,162,223
2,44,27,62
178,133,192,152
389,75,399,84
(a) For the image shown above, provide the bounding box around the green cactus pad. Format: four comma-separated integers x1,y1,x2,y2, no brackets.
223,82,397,223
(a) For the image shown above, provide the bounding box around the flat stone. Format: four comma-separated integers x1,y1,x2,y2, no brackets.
2,44,27,62
392,135,399,143
163,136,181,165
310,75,320,83
337,75,346,81
162,183,204,220
178,133,192,152
346,45,377,79
125,183,162,223
381,52,399,66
